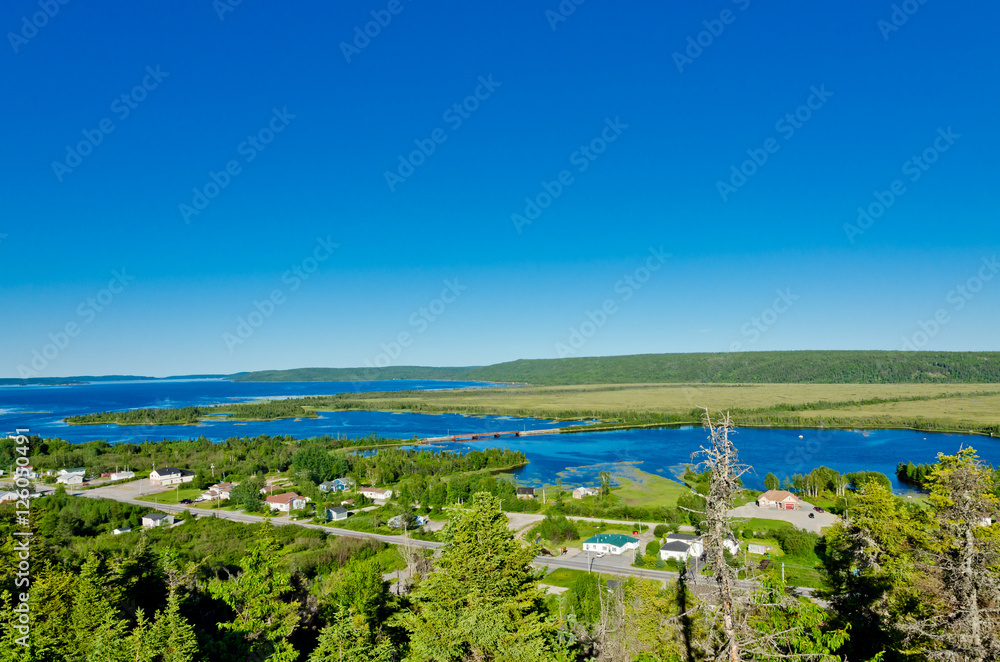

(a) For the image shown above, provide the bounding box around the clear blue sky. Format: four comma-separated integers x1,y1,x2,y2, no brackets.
1,0,997,377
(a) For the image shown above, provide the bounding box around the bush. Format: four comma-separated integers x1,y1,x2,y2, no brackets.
653,524,668,537
536,514,580,544
772,527,819,557
654,558,666,569
645,541,661,557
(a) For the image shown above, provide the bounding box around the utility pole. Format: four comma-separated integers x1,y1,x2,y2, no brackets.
781,562,785,583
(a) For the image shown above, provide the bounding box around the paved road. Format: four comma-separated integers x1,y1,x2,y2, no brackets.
73,485,818,599
73,487,442,550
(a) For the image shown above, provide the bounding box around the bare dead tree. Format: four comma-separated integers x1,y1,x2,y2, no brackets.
596,578,628,661
696,409,752,662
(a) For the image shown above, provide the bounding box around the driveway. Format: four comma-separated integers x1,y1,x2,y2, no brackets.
727,500,839,534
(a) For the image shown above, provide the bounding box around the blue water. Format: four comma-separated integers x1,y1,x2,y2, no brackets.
2,379,994,492
418,426,999,493
0,379,567,443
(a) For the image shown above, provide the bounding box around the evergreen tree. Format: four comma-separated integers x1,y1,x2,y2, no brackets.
399,492,567,661
208,534,299,662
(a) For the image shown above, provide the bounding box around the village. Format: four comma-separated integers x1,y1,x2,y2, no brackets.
2,458,844,589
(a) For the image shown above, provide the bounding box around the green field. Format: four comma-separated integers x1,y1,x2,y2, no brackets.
541,567,590,588
612,469,690,508
135,486,203,505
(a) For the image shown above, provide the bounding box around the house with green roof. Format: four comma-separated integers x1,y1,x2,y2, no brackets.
582,533,640,555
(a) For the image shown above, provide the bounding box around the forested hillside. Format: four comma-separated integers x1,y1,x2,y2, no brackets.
231,351,1000,385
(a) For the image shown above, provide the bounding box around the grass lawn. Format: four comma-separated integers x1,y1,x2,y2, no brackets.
542,567,589,588
613,469,689,508
136,487,203,505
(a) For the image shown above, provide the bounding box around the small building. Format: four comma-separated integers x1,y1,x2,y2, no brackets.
19,466,39,479
358,487,393,501
326,506,349,521
149,467,195,487
57,474,85,486
387,514,430,529
205,482,237,500
265,492,311,512
113,527,132,535
660,540,700,562
756,490,801,511
321,477,355,492
142,513,174,529
0,491,20,503
516,487,535,500
58,467,86,478
748,543,771,555
572,486,600,499
110,470,136,481
582,533,640,556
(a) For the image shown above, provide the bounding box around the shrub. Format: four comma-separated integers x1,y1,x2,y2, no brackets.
653,524,668,538
645,541,661,556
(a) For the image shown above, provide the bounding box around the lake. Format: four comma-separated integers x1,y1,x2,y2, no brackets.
2,379,995,492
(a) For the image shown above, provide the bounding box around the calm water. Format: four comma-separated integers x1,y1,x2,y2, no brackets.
418,426,999,492
2,380,994,492
0,379,578,443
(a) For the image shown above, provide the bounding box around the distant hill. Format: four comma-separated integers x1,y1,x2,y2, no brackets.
0,374,230,386
232,351,1000,385
229,366,479,382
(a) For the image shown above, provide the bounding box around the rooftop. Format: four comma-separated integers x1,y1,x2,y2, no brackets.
584,533,639,547
265,492,305,504
660,540,692,552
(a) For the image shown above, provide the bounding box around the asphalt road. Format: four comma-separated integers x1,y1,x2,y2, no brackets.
72,486,818,599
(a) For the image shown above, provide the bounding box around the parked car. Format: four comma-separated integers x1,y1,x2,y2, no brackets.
809,513,815,519
813,506,825,512
180,499,192,504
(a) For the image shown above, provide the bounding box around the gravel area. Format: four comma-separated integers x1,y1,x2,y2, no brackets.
726,500,839,534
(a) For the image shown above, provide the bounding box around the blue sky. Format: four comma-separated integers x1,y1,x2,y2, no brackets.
1,0,997,377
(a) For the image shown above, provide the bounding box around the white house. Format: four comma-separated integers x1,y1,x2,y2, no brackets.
572,486,600,499
516,487,535,500
0,491,20,503
149,467,195,486
142,513,174,529
756,490,801,510
265,492,311,512
56,468,86,485
204,482,237,500
659,532,705,561
582,533,640,556
110,470,135,481
358,487,392,501
113,527,132,535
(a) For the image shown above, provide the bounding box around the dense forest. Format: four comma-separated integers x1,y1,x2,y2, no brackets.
231,350,1000,385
